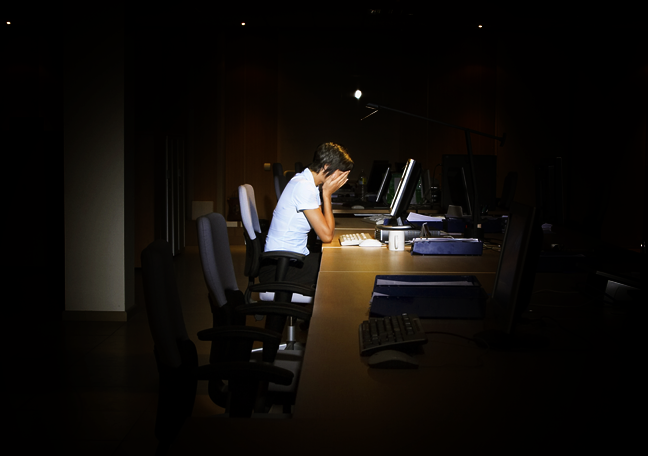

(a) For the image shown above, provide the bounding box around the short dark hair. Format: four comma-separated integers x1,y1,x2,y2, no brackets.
309,142,354,177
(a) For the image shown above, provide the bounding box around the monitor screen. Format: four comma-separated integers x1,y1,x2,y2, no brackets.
473,201,545,350
366,160,390,194
442,154,497,213
387,159,422,226
374,166,391,206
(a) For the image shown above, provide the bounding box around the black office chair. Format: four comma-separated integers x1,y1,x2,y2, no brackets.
196,212,312,411
141,240,295,447
239,184,315,349
273,162,306,200
272,163,288,201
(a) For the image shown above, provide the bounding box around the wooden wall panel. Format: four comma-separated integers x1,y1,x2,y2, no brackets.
223,36,247,216
244,36,278,222
191,54,220,206
220,31,279,222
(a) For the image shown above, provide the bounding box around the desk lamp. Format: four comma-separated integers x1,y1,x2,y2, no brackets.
362,102,506,240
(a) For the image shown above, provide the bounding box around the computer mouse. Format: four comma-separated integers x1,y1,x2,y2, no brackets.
367,350,419,369
351,205,365,210
359,239,383,247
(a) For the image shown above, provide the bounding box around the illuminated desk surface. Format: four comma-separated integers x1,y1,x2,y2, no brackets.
173,225,626,454
293,230,500,422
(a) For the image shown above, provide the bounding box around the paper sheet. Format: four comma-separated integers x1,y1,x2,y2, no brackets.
406,213,444,222
375,279,475,286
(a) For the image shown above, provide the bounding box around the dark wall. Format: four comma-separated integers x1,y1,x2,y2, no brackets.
129,18,646,253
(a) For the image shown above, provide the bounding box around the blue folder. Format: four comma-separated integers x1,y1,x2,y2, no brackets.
369,275,486,319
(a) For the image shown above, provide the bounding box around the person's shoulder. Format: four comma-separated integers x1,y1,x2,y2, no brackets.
292,175,315,191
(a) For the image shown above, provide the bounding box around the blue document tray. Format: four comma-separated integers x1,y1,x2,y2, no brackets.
411,238,483,255
369,275,486,319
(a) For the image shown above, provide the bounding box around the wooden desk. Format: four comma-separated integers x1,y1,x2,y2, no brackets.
173,226,631,454
293,231,500,422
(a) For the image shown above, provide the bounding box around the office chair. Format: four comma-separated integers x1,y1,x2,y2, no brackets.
273,162,305,200
272,163,287,201
141,240,295,442
196,212,312,410
238,184,315,349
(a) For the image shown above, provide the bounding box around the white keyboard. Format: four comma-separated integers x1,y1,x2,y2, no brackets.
339,232,371,246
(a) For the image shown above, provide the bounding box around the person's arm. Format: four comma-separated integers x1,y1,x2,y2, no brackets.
303,170,349,243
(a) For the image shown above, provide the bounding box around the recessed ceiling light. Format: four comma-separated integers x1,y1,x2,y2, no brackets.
6,22,10,25
478,25,483,28
242,22,245,26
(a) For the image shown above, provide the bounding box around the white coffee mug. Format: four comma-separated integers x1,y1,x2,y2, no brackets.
388,231,405,251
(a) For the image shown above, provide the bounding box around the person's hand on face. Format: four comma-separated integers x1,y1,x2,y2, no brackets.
322,169,350,195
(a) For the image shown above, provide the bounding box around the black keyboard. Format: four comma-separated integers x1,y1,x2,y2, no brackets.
358,314,428,356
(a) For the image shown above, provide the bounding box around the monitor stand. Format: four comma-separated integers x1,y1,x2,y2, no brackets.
383,216,412,229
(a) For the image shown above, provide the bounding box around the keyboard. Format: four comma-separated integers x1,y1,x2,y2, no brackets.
339,232,372,245
358,313,428,356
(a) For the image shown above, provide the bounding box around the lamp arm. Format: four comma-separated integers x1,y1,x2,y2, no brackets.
366,103,506,146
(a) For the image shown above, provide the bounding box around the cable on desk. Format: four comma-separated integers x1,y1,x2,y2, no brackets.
421,331,491,368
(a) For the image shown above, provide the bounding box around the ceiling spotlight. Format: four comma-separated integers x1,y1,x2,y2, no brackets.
478,25,483,28
242,22,245,26
6,22,10,25
354,90,362,100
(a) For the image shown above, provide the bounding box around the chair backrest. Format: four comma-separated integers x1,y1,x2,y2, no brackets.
196,212,239,309
239,184,262,240
294,162,304,174
272,163,287,200
141,240,191,368
141,239,198,445
239,184,266,282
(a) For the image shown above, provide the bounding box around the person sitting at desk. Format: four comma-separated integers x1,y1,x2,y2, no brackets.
259,142,354,286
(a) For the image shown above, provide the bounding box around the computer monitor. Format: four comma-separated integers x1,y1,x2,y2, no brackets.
442,154,497,213
473,201,546,350
366,160,390,194
374,166,391,206
386,159,422,227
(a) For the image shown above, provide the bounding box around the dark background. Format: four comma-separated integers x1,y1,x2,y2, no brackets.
2,3,646,316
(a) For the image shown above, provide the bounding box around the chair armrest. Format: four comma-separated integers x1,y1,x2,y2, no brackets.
236,302,312,322
197,325,282,363
248,281,315,297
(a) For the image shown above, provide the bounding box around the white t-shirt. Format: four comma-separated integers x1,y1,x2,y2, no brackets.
265,169,321,255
